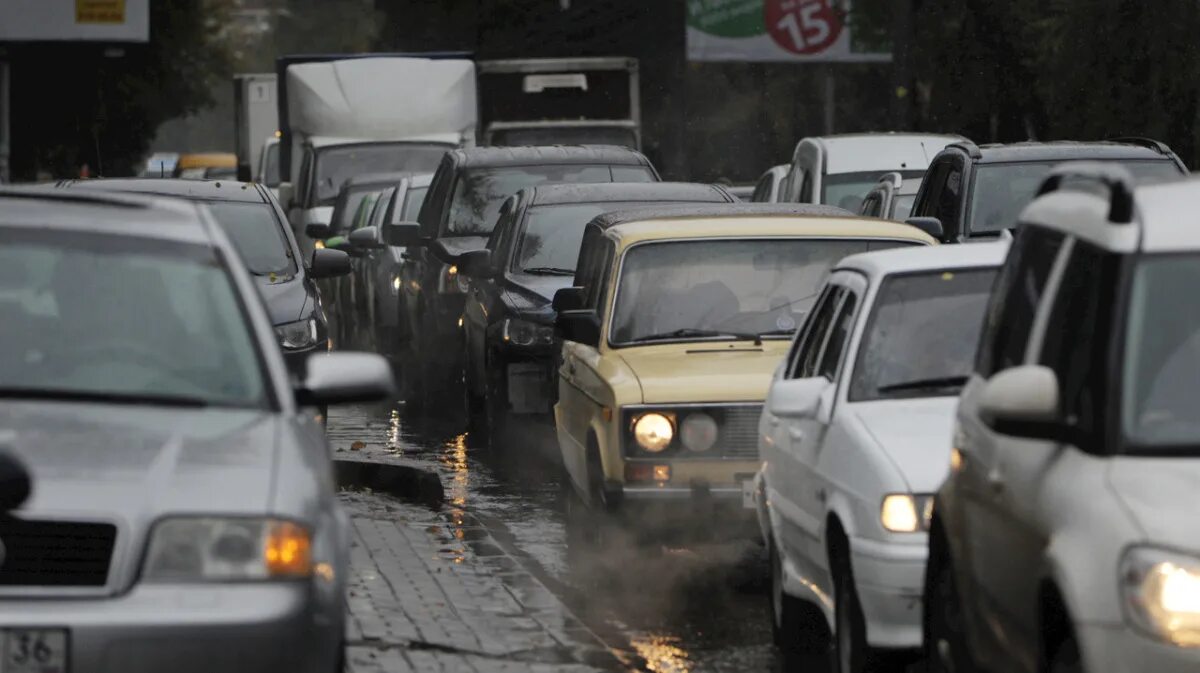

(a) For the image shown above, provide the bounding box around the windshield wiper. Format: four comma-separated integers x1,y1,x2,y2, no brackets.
634,328,762,345
0,387,211,408
522,267,575,276
876,376,968,394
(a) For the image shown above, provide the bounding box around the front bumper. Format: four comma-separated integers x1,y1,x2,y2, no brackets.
0,583,338,673
604,477,757,539
848,535,927,649
492,347,555,416
1077,622,1200,673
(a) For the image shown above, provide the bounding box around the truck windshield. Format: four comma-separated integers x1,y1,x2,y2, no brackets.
969,160,1184,235
849,268,997,401
0,229,267,409
1122,255,1200,452
446,164,655,235
609,238,914,345
310,143,449,207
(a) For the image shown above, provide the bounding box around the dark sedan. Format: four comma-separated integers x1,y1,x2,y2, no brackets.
54,179,349,374
456,181,736,445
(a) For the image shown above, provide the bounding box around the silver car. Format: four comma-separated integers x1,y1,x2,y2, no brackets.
0,188,393,673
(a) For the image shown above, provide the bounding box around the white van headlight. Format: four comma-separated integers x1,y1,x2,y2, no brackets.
1122,547,1200,646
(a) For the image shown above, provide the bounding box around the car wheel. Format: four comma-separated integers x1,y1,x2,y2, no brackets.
833,551,903,673
770,540,827,658
925,553,973,673
1050,634,1082,673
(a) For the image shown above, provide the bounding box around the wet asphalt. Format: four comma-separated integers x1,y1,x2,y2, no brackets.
327,400,786,673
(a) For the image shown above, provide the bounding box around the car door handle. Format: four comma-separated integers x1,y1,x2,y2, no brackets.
788,428,804,441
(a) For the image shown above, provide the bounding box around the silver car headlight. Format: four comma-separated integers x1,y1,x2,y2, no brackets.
276,318,318,350
142,517,313,581
1122,547,1200,646
502,318,554,347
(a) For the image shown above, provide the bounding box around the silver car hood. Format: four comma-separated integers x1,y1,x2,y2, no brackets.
1,400,279,519
1107,456,1200,546
851,397,959,493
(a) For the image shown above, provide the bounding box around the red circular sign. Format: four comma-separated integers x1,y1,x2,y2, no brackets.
764,0,844,55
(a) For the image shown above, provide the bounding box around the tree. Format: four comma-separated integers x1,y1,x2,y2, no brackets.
10,1,234,179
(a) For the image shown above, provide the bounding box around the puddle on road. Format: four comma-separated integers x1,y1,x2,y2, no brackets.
329,402,782,672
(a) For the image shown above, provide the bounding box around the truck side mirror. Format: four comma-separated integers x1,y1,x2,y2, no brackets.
305,222,332,240
555,310,601,347
552,287,585,313
350,226,384,250
905,216,945,240
459,249,495,278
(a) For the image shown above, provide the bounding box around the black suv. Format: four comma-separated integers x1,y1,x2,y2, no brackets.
385,145,660,407
907,138,1187,242
458,181,735,444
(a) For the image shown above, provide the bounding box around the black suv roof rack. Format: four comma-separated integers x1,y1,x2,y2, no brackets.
946,139,982,159
1106,136,1173,155
1036,161,1136,224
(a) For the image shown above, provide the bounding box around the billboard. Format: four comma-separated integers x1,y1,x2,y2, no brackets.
0,0,149,42
687,0,889,63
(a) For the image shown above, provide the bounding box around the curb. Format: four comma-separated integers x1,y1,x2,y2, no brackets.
334,458,445,508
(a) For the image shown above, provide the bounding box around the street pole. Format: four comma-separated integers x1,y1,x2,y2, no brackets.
891,0,913,129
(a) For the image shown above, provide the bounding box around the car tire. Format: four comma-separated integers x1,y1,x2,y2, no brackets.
770,540,828,659
833,551,902,673
1050,634,1083,673
924,552,973,673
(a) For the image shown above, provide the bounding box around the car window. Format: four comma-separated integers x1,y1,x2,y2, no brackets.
818,292,857,380
331,185,380,235
823,170,925,213
798,171,813,203
914,162,947,217
368,187,396,229
296,147,314,208
1039,240,1119,453
445,164,649,236
933,158,963,234
262,143,280,187
486,198,519,261
204,201,296,276
852,268,997,401
792,287,844,379
859,192,882,217
398,185,428,223
752,174,772,202
976,225,1065,376
1120,254,1200,452
0,228,267,409
968,160,1184,235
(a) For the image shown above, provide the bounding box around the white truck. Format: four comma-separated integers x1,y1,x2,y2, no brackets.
275,54,477,256
476,57,641,150
232,73,279,190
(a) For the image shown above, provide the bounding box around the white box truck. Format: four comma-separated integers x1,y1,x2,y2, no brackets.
275,54,477,255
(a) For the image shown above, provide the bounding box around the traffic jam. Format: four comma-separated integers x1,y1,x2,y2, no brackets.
3,4,1200,673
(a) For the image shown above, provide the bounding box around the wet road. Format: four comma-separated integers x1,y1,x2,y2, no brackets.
327,401,783,673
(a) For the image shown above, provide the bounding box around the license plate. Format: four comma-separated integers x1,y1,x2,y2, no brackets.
1,629,68,673
740,476,756,510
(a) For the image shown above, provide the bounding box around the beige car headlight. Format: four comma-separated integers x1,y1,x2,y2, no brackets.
1122,547,1200,646
633,413,674,452
880,493,935,533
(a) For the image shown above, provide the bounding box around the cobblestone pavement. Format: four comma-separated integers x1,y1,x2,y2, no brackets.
341,489,622,673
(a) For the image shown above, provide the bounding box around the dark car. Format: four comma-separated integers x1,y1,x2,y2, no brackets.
456,181,736,443
384,145,661,408
54,179,351,374
344,173,432,357
906,137,1187,242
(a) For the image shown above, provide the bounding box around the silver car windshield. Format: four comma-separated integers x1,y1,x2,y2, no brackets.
849,268,997,401
0,229,268,409
1122,256,1200,449
609,238,915,345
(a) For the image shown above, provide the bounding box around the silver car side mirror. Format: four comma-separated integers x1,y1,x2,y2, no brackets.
979,365,1061,439
295,352,395,407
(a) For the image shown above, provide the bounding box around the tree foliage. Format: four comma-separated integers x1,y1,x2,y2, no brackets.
909,0,1200,164
10,1,234,179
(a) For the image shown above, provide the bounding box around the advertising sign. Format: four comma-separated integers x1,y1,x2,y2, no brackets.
687,0,890,62
0,0,148,42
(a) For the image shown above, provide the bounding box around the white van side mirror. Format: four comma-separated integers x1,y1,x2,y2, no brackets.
767,377,831,418
979,365,1061,439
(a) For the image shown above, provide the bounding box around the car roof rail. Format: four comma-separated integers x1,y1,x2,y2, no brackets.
1106,136,1174,155
946,139,982,159
1036,161,1136,224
